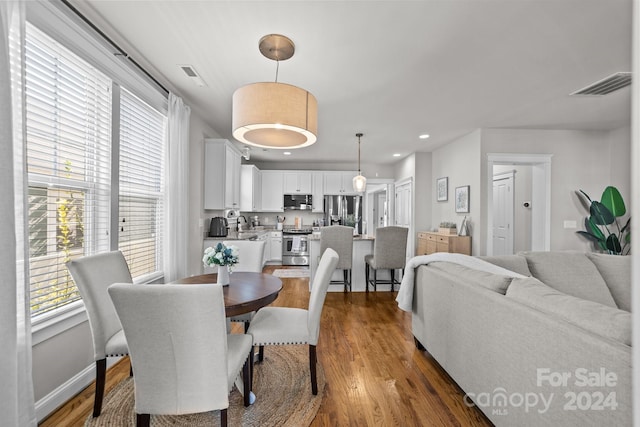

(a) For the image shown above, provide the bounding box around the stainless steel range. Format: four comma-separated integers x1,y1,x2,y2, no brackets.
282,228,313,266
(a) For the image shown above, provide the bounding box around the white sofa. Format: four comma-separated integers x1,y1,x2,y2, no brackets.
410,251,632,426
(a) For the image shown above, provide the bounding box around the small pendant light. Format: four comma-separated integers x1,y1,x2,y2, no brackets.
352,133,366,193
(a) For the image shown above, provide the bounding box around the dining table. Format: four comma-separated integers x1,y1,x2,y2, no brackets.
170,271,283,317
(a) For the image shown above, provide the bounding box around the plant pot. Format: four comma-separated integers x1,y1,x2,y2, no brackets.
217,265,230,286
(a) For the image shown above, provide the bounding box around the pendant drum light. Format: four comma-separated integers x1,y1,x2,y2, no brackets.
353,133,367,193
232,34,318,149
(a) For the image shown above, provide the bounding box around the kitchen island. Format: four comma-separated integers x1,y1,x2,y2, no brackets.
308,234,398,292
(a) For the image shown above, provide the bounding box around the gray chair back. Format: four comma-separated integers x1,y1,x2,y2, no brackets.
320,225,353,270
108,283,235,415
66,251,132,360
372,226,408,269
223,240,265,272
308,248,339,345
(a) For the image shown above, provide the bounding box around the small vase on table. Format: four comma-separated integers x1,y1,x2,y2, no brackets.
217,265,230,286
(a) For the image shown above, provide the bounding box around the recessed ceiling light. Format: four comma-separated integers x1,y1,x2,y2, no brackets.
283,151,292,156
393,153,401,157
419,134,430,139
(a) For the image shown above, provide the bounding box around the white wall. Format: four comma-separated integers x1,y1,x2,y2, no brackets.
431,130,482,254
480,127,631,253
187,112,221,276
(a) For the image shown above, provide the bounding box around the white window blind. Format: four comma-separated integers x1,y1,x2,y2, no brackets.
118,88,166,281
25,23,112,316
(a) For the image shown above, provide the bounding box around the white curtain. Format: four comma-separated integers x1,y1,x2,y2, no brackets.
0,1,36,425
164,93,191,282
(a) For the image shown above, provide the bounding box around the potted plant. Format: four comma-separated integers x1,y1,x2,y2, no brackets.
576,186,630,255
439,221,457,235
203,242,239,285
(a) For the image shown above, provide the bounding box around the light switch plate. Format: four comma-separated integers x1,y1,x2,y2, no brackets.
563,220,577,229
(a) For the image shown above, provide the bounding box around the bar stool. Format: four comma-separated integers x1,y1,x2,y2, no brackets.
320,225,354,292
365,226,408,292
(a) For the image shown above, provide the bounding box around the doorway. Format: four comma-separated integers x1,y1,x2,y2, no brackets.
394,178,413,260
492,171,514,255
486,153,551,255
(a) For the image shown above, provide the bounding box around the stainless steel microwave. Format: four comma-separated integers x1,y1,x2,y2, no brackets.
283,194,313,210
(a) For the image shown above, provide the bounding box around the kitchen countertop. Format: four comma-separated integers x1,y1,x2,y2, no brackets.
308,234,374,241
204,229,281,241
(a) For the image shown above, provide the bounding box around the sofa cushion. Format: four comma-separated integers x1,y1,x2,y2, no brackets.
520,251,617,307
477,255,531,277
506,277,631,346
428,262,514,294
586,253,631,312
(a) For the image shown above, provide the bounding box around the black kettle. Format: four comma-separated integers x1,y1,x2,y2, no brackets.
209,217,228,237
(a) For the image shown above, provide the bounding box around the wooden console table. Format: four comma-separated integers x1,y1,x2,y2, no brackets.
417,231,471,256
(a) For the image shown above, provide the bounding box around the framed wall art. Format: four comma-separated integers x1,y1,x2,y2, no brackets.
436,177,448,201
455,185,470,213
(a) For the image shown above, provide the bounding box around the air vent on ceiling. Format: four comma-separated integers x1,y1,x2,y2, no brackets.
179,64,207,87
571,72,631,96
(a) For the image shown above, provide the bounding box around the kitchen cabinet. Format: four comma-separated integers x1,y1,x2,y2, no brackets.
417,231,471,256
283,171,312,194
260,170,284,212
323,171,358,194
204,139,241,210
269,231,282,262
312,171,324,213
257,232,269,266
240,165,261,212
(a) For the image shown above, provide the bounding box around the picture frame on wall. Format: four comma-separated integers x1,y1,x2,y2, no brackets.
436,177,448,201
455,185,470,213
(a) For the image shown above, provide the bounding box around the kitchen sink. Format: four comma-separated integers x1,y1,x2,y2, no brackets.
236,232,258,240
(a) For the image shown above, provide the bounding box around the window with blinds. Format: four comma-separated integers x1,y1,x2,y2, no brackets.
118,89,166,281
25,23,112,316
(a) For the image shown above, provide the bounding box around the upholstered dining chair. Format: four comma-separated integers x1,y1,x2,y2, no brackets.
364,226,408,292
247,248,339,395
108,283,253,427
66,250,132,417
320,225,354,292
223,239,266,332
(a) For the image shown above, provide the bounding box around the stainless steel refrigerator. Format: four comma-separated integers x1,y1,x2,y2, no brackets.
323,195,362,234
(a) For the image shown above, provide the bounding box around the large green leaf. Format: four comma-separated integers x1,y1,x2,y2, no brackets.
605,234,622,254
576,230,602,243
586,217,605,240
601,186,626,217
590,201,615,225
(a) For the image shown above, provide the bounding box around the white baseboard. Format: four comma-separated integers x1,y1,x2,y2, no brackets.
35,357,122,423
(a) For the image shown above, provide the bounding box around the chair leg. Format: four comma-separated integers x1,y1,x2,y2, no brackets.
136,413,150,427
244,322,250,334
373,269,377,292
343,269,349,293
93,358,106,417
220,408,228,427
309,345,318,395
258,345,264,362
390,269,395,292
130,359,133,377
365,264,370,293
243,351,251,407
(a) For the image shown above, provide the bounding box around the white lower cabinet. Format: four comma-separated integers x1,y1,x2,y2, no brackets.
269,231,282,262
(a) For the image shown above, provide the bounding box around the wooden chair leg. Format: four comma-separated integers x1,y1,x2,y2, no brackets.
244,322,250,334
258,345,264,362
365,264,369,293
130,360,133,377
390,269,395,292
243,352,251,407
220,408,228,427
343,269,349,293
93,358,106,417
309,345,318,395
136,413,150,427
373,269,377,292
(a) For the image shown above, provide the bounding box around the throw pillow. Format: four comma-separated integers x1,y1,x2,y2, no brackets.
586,253,631,312
507,277,631,346
520,251,617,307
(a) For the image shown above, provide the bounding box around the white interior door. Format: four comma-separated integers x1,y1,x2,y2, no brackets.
394,180,413,260
492,173,514,255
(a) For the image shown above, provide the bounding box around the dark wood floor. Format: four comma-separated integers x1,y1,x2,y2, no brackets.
40,265,492,426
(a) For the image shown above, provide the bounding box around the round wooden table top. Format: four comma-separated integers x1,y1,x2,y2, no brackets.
170,272,282,317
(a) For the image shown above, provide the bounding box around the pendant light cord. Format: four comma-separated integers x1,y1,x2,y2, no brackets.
275,60,280,83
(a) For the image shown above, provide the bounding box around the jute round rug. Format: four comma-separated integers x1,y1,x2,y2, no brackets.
85,345,324,426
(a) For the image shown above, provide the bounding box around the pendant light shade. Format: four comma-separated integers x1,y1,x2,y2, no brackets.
232,34,318,149
353,133,366,193
232,82,317,149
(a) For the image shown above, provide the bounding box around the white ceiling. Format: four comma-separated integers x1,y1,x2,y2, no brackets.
71,0,632,165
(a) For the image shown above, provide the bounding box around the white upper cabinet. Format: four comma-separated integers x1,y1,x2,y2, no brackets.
240,164,261,212
283,171,312,194
204,139,241,210
323,171,358,194
260,170,284,212
312,171,324,212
